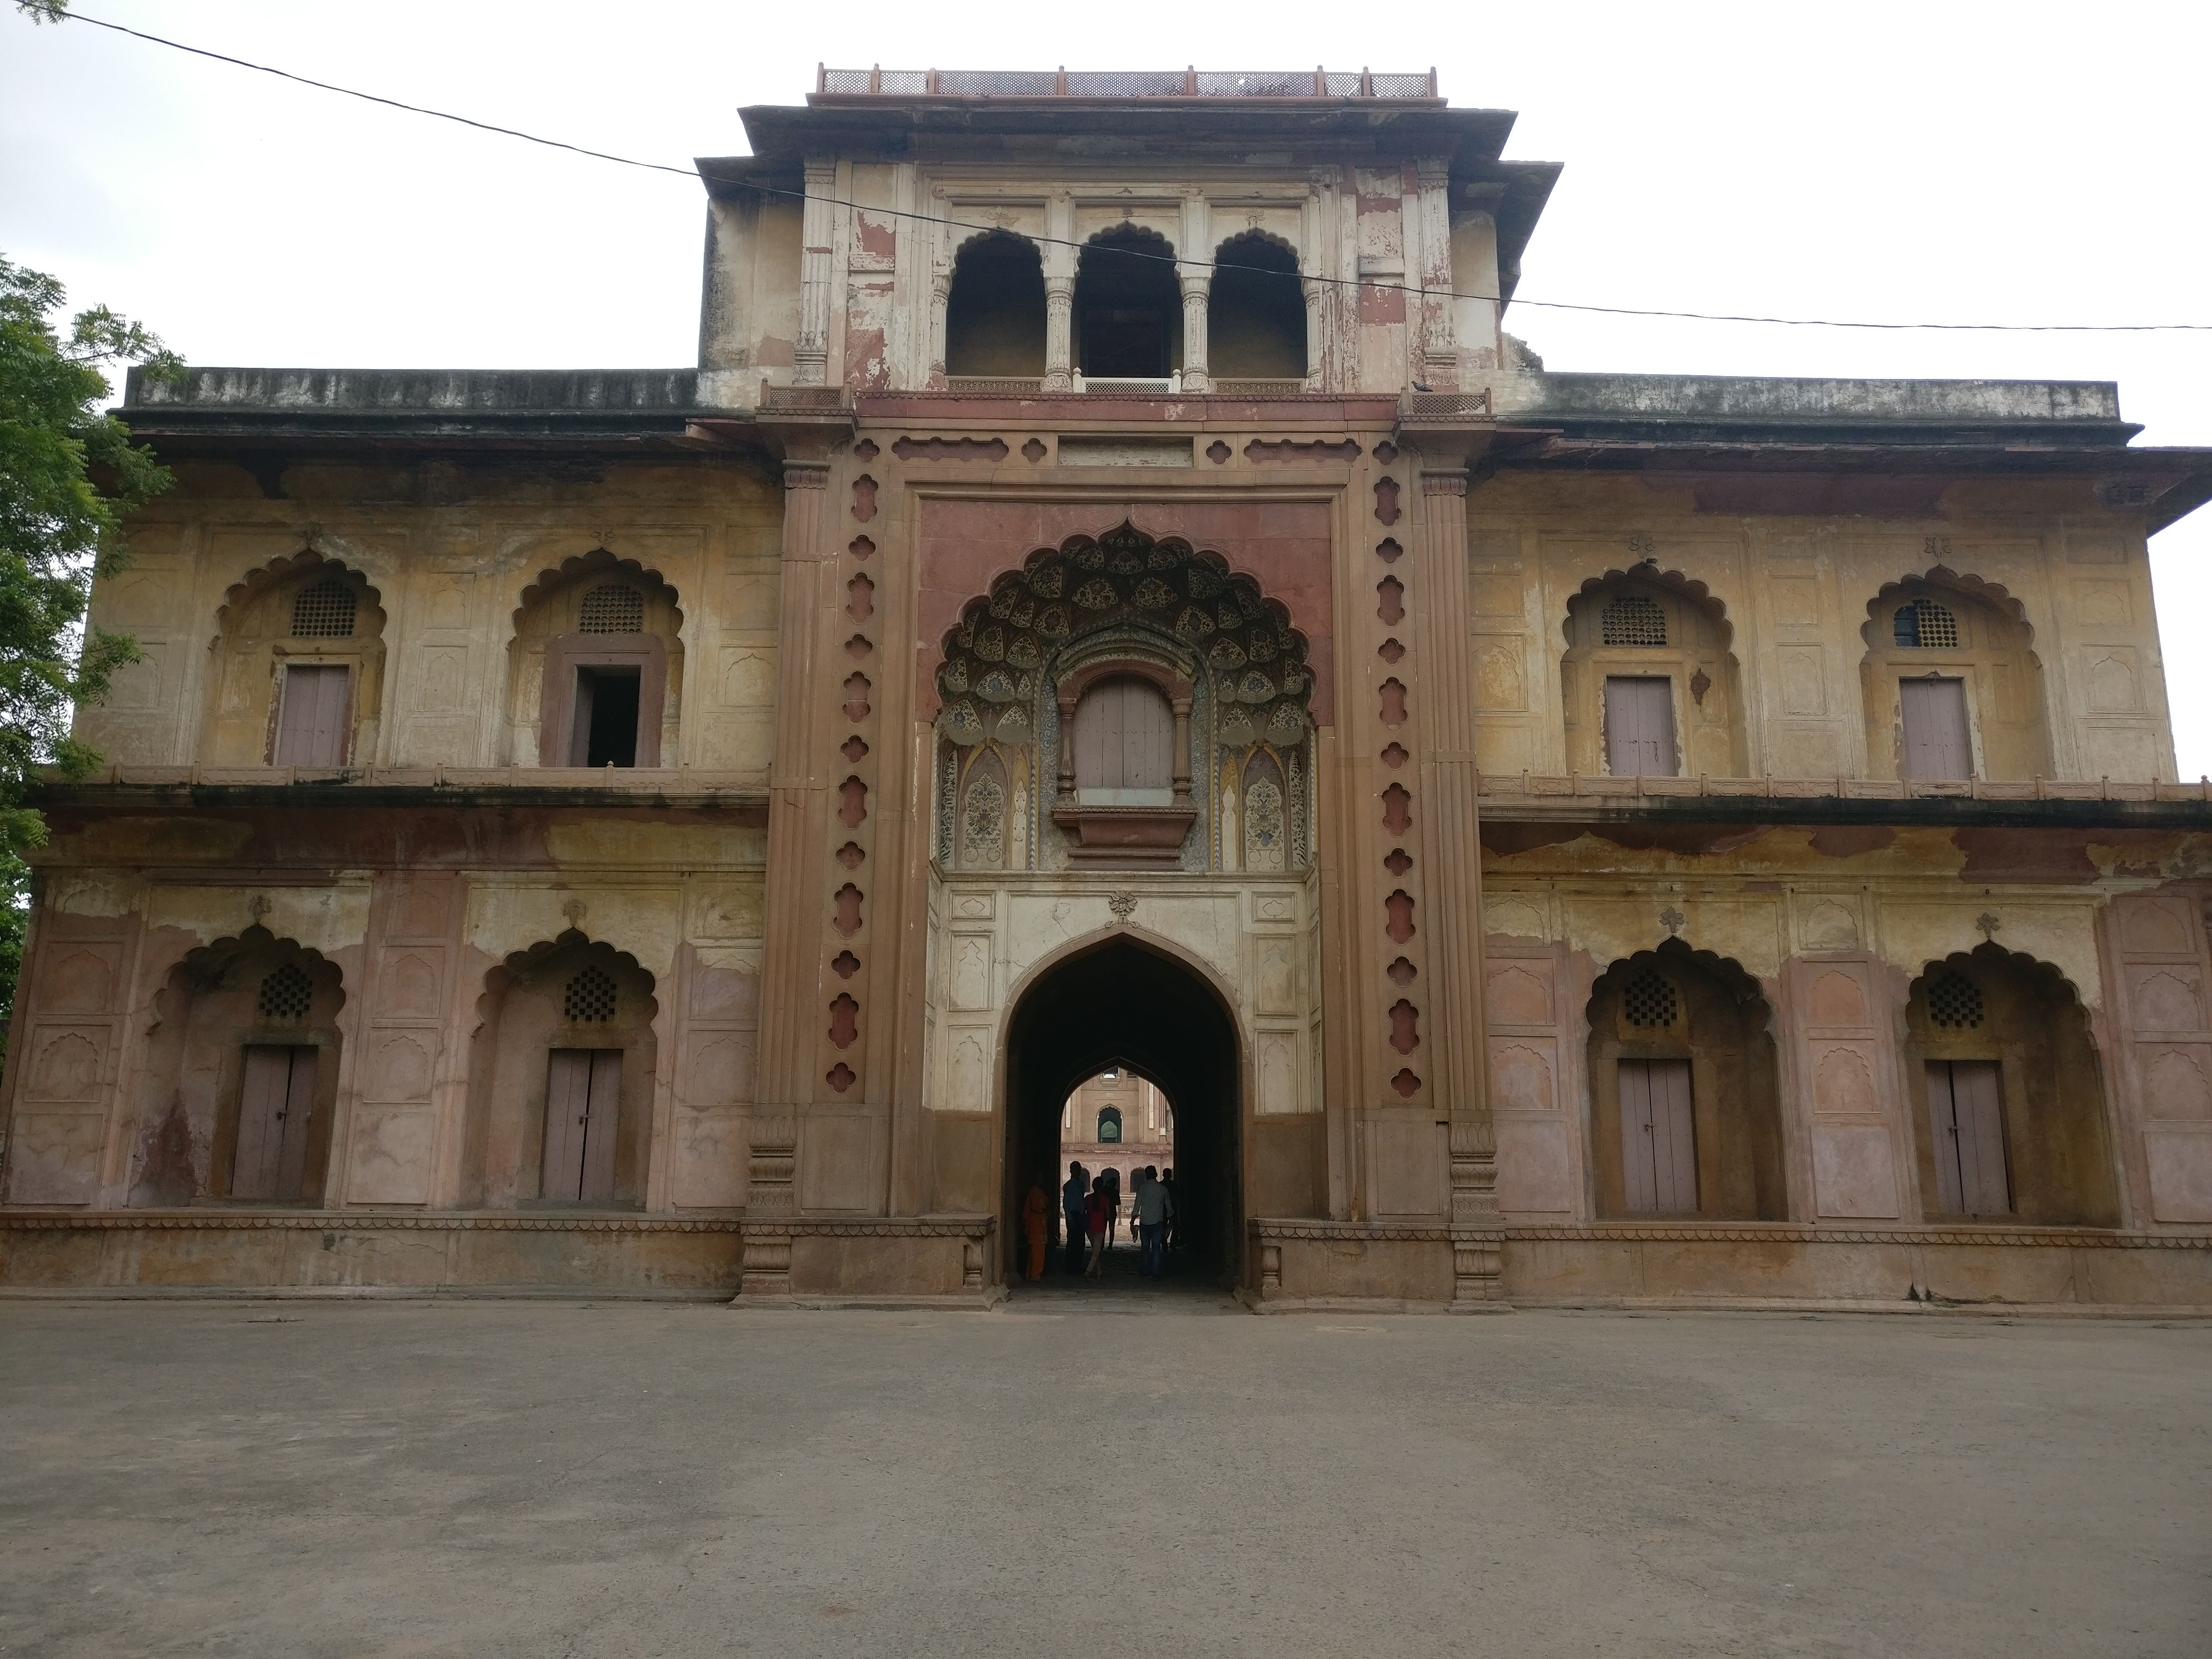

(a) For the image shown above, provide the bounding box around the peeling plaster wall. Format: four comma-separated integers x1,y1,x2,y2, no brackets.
1466,473,2176,784
79,460,784,779
1477,825,2212,1235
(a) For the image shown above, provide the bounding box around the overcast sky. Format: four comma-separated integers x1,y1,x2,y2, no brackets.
5,0,2207,774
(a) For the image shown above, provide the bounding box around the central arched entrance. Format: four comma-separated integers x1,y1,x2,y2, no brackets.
1003,935,1242,1285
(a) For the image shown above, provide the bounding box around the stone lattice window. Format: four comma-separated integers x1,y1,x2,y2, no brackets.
1926,972,1984,1028
1601,594,1668,647
563,965,618,1023
289,580,358,639
256,963,313,1022
578,584,645,635
1623,966,1679,1028
1894,599,1960,650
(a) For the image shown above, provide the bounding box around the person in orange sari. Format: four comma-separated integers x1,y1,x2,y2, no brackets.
1022,1179,1049,1280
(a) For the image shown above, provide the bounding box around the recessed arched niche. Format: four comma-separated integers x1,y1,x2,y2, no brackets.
932,522,1314,872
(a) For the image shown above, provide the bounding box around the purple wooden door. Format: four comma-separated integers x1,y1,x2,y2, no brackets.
1899,677,1971,779
1074,677,1173,799
273,664,352,767
543,1048,622,1201
1927,1059,2010,1214
1619,1058,1697,1213
1603,677,1678,777
233,1044,316,1200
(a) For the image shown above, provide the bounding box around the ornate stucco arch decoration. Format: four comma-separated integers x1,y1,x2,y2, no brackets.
931,521,1315,871
212,546,388,646
1907,941,2087,1020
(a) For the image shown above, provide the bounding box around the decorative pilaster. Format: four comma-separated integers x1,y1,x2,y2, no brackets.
795,161,837,386
927,268,951,390
1413,465,1502,1302
744,454,838,1297
1301,276,1327,393
1414,158,1457,389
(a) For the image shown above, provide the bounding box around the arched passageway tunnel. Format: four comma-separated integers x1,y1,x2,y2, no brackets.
1003,937,1241,1284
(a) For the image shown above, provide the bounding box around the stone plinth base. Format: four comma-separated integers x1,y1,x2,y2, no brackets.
1244,1218,2212,1311
0,1211,995,1301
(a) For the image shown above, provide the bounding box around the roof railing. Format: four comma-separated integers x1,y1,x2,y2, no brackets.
814,65,1440,100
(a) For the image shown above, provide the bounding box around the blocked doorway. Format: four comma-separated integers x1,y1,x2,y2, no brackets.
1002,937,1241,1285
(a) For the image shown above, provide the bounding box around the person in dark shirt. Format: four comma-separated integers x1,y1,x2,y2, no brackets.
1083,1175,1112,1280
1061,1162,1088,1275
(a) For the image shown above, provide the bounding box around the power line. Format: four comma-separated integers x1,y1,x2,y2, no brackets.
49,9,2212,336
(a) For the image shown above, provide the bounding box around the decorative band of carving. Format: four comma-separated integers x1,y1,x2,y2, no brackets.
1419,471,1468,496
1249,1219,1505,1244
783,463,832,489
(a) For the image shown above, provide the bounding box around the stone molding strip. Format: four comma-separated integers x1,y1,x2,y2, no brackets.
0,1211,992,1239
1251,1217,2212,1250
1479,772,2212,804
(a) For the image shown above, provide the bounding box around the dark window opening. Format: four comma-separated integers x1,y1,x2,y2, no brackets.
572,666,642,768
1097,1106,1123,1143
946,232,1046,377
1077,227,1179,378
1208,232,1305,380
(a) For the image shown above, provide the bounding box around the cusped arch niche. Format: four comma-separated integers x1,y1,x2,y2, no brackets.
205,548,389,768
1861,567,2050,781
505,549,686,768
1560,567,1746,778
933,521,1314,872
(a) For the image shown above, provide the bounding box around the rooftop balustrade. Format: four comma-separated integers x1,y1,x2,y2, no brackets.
815,66,1439,100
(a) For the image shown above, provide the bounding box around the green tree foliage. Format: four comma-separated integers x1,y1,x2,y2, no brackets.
0,256,180,1052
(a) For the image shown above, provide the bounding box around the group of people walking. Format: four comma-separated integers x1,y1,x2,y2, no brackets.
1021,1161,1176,1281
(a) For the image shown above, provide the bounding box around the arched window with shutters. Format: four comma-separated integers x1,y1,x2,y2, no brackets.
203,554,386,770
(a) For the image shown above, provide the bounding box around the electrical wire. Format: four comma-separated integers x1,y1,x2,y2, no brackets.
47,9,2212,335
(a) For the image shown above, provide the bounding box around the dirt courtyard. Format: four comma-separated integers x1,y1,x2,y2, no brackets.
0,1296,2205,1657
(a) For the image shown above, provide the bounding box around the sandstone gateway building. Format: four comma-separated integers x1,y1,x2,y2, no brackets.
7,69,2212,1308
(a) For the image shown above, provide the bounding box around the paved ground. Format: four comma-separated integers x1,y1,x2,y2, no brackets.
1,1282,2206,1659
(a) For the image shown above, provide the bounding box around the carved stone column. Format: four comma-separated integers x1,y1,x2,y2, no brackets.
1044,275,1075,390
1413,464,1502,1304
1179,276,1211,392
795,161,837,386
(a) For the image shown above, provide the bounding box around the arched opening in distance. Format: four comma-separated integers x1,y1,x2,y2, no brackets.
1075,226,1180,379
945,231,1046,379
1003,937,1239,1285
1208,231,1306,380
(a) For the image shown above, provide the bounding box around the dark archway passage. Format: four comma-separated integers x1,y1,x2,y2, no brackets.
1003,937,1241,1285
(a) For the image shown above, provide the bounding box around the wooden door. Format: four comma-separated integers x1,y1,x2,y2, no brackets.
1899,677,1971,779
543,1048,622,1202
1074,676,1174,800
565,668,596,766
1603,676,1678,776
273,664,351,767
233,1044,316,1200
1927,1059,2011,1214
1618,1057,1698,1213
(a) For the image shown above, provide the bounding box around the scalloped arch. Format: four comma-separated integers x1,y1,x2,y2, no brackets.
1907,940,2086,1012
1584,937,1773,1029
1563,566,1735,651
215,548,386,639
153,926,347,1027
1212,225,1300,265
510,548,685,635
1862,565,2036,653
